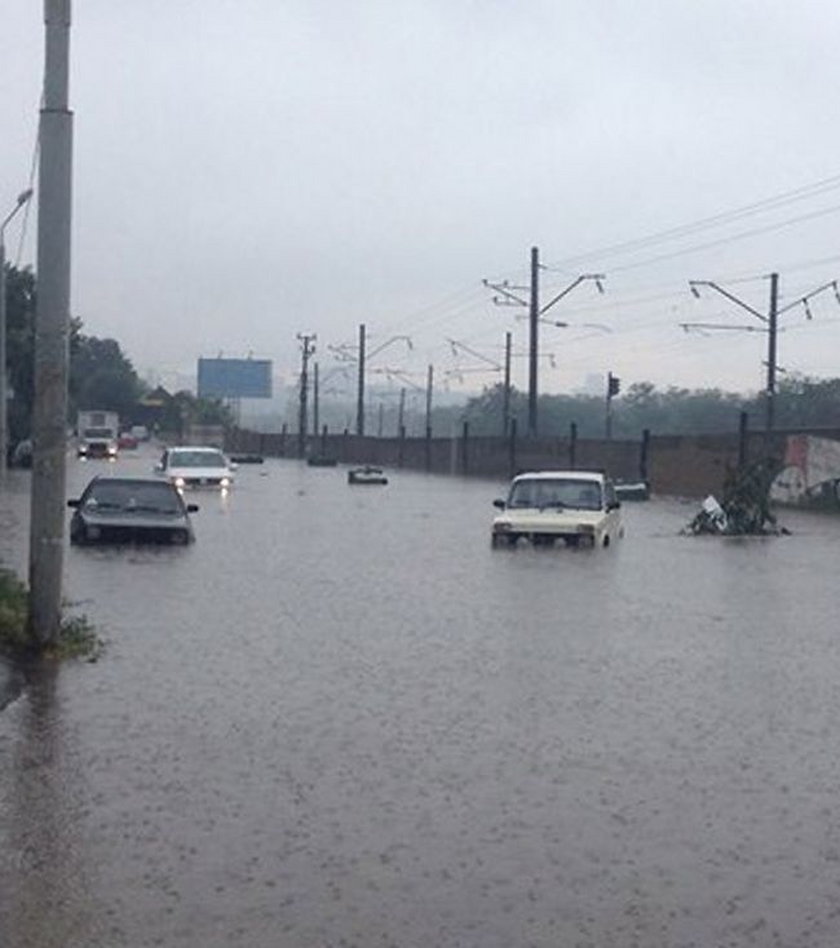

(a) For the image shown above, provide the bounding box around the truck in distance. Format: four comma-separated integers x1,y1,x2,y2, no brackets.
77,410,119,459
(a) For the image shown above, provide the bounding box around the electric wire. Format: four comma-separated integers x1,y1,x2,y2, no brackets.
543,171,840,271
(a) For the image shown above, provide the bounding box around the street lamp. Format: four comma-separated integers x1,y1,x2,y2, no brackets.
0,188,34,473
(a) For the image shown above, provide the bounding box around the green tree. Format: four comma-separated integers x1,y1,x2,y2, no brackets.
70,334,145,420
774,375,840,428
3,262,145,439
4,264,41,443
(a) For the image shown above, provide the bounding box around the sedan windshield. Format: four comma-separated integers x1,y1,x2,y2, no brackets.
168,450,226,468
508,479,602,510
84,481,183,514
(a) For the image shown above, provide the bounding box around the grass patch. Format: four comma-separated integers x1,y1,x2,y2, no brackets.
0,568,29,652
47,610,104,662
0,567,103,661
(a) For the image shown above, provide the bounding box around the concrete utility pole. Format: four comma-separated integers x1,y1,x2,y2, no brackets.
352,325,414,436
484,247,605,437
685,271,833,433
503,331,511,436
28,0,73,645
397,387,406,435
312,361,319,437
766,273,779,432
425,364,433,433
528,246,540,437
1,189,34,475
296,333,316,458
605,371,620,439
356,323,365,436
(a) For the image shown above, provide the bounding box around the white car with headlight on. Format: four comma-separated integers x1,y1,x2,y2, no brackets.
155,445,236,490
491,470,623,549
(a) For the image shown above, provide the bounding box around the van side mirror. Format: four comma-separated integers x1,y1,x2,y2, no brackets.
493,498,506,509
67,498,79,508
186,503,199,513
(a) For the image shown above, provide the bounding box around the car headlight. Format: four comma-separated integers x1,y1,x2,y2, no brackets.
174,476,186,489
220,477,231,488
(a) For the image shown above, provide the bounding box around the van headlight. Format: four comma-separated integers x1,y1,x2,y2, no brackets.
174,476,186,489
220,477,231,488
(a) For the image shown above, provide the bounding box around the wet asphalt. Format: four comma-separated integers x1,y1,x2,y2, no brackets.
2,448,840,947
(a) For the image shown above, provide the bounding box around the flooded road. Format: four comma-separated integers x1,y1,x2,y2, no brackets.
2,447,840,947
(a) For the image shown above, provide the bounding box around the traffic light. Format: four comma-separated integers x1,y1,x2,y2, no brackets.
607,373,620,397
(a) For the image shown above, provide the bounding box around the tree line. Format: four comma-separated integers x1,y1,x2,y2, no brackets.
4,264,229,449
6,262,838,448
446,376,840,439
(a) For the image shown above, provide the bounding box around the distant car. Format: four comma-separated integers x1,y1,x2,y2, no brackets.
491,470,623,549
155,445,236,490
130,425,150,442
118,432,138,450
68,476,198,545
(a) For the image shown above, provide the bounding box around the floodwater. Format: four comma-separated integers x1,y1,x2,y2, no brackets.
2,447,840,948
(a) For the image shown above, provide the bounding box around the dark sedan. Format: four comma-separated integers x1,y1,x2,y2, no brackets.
68,476,198,545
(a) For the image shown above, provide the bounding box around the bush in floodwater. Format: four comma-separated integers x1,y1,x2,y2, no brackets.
0,567,102,661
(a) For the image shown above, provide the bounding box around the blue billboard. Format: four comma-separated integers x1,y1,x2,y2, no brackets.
197,358,273,399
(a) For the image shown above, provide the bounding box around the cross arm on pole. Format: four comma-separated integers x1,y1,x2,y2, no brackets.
446,338,502,370
368,335,413,361
540,273,605,316
777,279,839,317
680,321,767,333
482,278,529,308
689,280,766,322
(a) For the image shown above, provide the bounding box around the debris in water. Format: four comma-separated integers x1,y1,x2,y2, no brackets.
683,457,789,536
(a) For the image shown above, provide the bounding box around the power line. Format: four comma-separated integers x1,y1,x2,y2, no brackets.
543,171,840,272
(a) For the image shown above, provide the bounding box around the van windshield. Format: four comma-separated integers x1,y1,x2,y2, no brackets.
508,478,602,511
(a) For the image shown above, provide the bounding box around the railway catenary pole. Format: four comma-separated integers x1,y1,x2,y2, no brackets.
484,249,605,438
528,245,539,437
312,361,319,437
685,270,834,434
766,272,779,433
425,364,433,432
296,333,316,458
502,331,511,437
355,323,366,436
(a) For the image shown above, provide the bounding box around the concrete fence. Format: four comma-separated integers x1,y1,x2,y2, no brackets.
226,421,840,498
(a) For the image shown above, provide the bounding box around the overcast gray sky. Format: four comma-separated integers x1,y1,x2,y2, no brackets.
4,0,840,400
